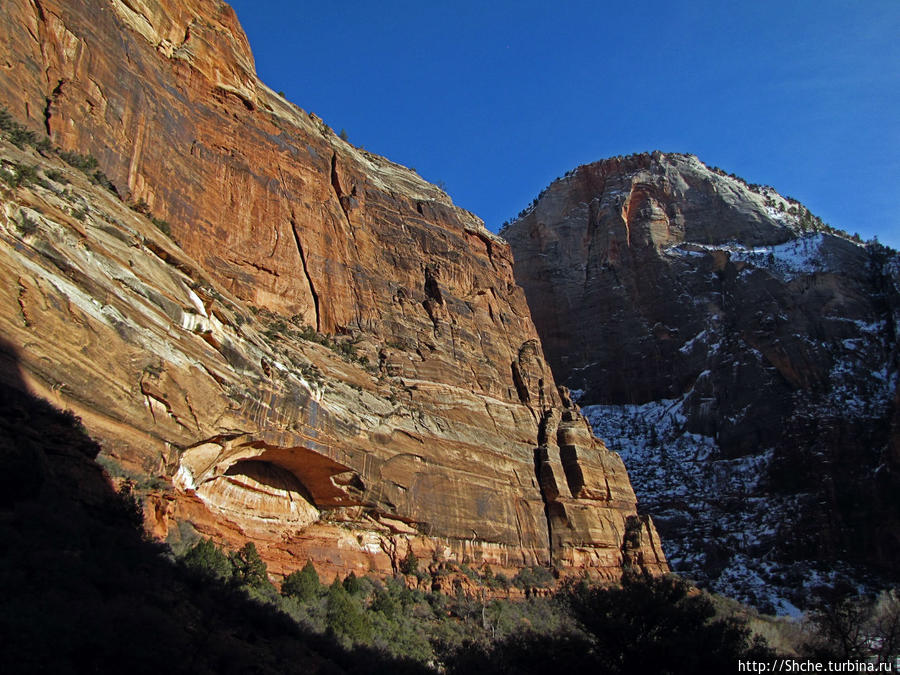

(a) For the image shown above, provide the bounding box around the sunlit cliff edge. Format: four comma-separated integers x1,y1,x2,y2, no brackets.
0,0,666,583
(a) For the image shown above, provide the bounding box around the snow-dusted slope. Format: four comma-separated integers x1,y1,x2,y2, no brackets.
506,152,900,613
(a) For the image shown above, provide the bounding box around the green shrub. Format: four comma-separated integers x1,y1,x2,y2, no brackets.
44,168,67,184
56,149,116,193
399,548,418,575
16,212,38,237
2,162,40,188
459,564,479,580
91,169,117,194
443,575,774,674
106,484,145,531
326,579,372,643
563,574,774,674
0,108,38,149
281,560,321,601
182,538,232,581
34,136,53,153
803,585,900,663
512,565,554,589
370,586,401,619
130,199,151,215
57,149,99,172
150,216,171,237
16,164,40,187
0,107,16,131
342,571,361,595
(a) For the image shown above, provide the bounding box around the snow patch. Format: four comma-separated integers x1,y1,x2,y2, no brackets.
665,234,837,281
581,390,890,615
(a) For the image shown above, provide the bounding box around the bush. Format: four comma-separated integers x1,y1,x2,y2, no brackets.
803,585,900,663
282,560,320,601
43,168,68,184
182,538,232,581
399,548,418,575
2,162,40,188
57,149,98,172
130,199,151,215
443,574,775,674
57,149,116,193
109,484,145,531
512,565,554,589
370,586,401,619
563,574,774,674
91,169,117,194
0,108,38,149
326,579,372,644
150,216,172,237
16,212,38,236
342,571,361,595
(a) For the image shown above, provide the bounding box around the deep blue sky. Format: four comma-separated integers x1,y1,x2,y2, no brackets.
228,0,900,249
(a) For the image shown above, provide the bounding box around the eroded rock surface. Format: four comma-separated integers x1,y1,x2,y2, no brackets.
505,152,900,610
0,0,664,582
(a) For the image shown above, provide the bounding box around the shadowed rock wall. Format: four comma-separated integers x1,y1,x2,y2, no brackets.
505,152,900,609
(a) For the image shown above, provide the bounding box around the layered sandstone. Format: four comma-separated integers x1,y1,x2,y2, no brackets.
0,1,665,581
505,152,900,609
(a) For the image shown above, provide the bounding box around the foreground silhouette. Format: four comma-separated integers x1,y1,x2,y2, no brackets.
0,338,427,674
442,574,775,675
0,335,789,673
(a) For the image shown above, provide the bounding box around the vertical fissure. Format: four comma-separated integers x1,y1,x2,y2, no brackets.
289,213,320,332
532,447,554,567
329,152,368,329
43,80,64,138
533,411,557,567
330,152,353,227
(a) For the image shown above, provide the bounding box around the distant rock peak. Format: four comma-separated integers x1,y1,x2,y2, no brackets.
506,153,900,611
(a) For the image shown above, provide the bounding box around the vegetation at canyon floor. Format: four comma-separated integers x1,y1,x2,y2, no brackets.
0,329,897,672
178,535,900,673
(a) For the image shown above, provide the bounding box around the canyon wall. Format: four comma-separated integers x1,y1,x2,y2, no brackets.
0,0,665,582
505,152,900,611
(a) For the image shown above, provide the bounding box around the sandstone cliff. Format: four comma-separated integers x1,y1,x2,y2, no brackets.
505,152,900,611
0,0,665,581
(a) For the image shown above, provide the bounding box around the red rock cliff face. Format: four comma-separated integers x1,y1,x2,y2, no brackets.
505,152,900,609
0,0,665,581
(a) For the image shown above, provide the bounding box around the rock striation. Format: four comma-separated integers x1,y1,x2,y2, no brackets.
0,0,665,582
505,152,900,611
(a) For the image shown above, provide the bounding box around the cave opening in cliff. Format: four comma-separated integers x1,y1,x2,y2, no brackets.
194,459,321,526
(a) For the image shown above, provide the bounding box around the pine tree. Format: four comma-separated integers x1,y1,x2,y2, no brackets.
342,571,361,595
229,542,269,589
326,579,372,643
181,538,232,581
281,559,320,601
